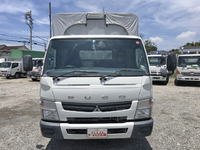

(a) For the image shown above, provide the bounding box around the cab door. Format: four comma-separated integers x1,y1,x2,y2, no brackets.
11,63,20,76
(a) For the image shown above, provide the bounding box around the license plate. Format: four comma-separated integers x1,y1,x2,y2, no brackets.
87,128,107,138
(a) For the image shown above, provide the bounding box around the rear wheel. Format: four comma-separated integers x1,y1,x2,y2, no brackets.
32,78,37,81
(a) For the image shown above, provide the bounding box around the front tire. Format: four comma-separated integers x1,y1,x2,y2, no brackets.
174,79,181,86
14,73,20,79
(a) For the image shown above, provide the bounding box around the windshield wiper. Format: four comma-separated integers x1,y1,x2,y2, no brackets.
52,70,98,80
99,69,138,80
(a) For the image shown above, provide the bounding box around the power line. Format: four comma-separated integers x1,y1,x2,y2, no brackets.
0,34,29,40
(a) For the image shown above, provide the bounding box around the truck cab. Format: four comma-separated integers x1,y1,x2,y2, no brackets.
148,55,169,85
175,54,200,85
0,61,25,78
28,58,43,81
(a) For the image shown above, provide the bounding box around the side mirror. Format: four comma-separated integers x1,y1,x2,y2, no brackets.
167,53,177,71
160,69,168,77
37,60,43,66
23,55,33,71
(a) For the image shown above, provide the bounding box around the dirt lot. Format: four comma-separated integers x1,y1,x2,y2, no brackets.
0,77,200,150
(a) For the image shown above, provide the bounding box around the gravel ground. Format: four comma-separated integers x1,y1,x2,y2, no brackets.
0,77,199,150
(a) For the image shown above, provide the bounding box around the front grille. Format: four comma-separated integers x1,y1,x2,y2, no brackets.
182,72,200,76
67,117,127,124
66,128,128,134
62,101,132,112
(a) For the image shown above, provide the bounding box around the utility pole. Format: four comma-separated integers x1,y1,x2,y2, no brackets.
49,2,52,38
25,11,33,50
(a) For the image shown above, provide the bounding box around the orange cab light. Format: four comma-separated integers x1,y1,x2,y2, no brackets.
39,100,44,107
149,98,154,105
177,70,180,74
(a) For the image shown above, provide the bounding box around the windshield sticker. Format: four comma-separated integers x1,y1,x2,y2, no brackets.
136,41,140,44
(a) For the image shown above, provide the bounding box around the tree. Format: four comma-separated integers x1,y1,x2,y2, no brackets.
144,39,157,53
169,49,179,55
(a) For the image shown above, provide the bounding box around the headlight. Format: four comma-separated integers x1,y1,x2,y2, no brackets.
43,109,59,120
135,98,154,119
135,108,150,119
39,100,59,121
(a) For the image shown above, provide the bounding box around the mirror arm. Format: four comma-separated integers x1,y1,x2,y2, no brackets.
168,70,174,76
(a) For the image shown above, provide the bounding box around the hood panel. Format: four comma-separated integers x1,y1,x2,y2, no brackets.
52,77,143,103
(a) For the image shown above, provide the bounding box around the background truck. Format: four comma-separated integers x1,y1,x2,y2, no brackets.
0,61,26,78
175,54,200,85
27,58,44,81
23,12,176,140
148,55,169,85
0,58,5,66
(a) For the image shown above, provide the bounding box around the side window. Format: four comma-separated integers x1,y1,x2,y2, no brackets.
12,63,18,68
135,48,148,72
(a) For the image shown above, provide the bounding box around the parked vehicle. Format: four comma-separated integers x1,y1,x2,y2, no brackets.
0,61,26,78
23,12,176,140
175,54,200,85
0,58,5,66
27,58,43,81
148,55,169,85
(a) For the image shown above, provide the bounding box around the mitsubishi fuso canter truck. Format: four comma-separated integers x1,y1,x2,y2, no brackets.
148,55,169,85
0,61,26,78
23,13,176,139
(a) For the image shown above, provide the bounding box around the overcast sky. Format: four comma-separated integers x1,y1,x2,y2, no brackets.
0,0,200,51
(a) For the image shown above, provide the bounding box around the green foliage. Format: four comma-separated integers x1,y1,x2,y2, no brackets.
144,39,157,52
183,41,200,47
169,40,200,53
169,49,179,54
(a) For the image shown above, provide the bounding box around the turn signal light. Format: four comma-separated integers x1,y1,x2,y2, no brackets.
149,98,154,105
177,70,180,74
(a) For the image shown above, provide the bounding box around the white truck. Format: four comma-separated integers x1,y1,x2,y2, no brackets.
27,58,43,81
0,58,5,66
0,61,26,78
175,54,200,85
23,13,176,139
148,55,169,85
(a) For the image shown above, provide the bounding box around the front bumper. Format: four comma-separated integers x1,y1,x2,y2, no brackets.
40,118,153,139
151,75,167,81
28,71,41,78
176,76,200,82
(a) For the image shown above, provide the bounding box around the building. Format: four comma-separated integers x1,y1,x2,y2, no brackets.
0,45,29,60
0,44,44,61
179,46,200,54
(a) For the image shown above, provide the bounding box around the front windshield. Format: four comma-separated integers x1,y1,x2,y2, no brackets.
178,56,200,67
32,60,38,67
32,59,42,67
43,38,149,77
0,62,11,68
148,56,166,66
